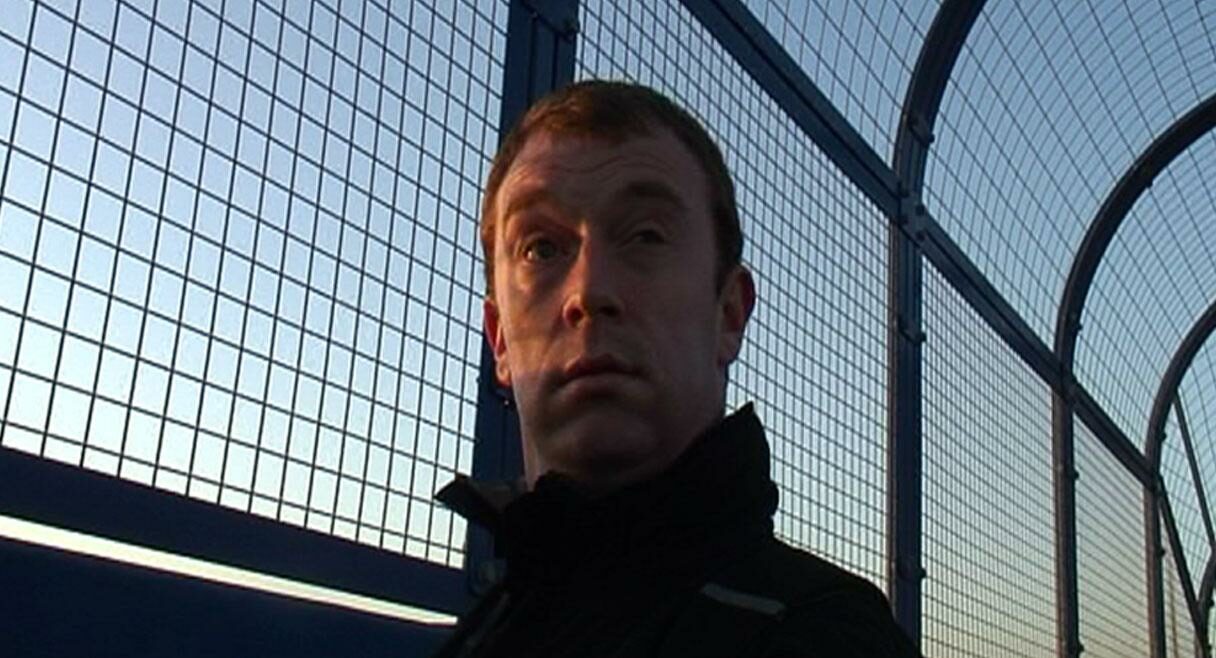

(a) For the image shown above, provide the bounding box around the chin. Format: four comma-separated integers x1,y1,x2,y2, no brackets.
545,409,666,485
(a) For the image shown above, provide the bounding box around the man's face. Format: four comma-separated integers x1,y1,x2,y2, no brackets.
483,129,754,491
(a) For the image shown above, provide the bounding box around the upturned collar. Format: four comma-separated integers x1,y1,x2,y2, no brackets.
436,404,777,584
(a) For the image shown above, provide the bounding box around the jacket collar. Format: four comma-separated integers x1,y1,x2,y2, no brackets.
437,404,777,582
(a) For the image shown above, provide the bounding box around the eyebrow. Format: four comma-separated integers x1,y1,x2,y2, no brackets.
500,187,562,228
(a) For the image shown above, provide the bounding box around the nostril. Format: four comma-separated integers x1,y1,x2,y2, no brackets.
562,291,621,325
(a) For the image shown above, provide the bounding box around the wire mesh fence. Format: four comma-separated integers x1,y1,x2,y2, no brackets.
921,262,1055,657
1182,344,1216,577
923,1,1216,454
1075,132,1216,471
1165,536,1200,657
1075,416,1149,657
1163,409,1211,601
0,0,509,568
739,0,939,162
1,0,1214,654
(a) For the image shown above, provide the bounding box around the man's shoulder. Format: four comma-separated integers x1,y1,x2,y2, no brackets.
711,536,884,606
697,537,921,657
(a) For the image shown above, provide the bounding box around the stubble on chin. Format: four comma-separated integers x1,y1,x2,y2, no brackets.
527,399,665,483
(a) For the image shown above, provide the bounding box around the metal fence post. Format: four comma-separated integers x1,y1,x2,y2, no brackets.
467,0,578,597
1149,485,1168,658
1051,384,1083,657
889,1,985,645
886,194,925,643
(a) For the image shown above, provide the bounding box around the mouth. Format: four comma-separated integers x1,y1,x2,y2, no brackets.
560,355,640,386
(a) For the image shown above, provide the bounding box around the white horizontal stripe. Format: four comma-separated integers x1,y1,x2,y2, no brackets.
0,514,457,626
700,582,787,617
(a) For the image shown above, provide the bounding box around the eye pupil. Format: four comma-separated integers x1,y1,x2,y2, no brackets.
525,239,558,261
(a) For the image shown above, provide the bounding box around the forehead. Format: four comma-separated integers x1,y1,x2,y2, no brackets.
495,129,710,216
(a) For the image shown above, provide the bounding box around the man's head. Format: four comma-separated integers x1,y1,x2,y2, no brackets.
481,81,756,492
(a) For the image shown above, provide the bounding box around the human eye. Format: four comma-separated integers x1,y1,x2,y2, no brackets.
630,225,667,245
521,236,561,262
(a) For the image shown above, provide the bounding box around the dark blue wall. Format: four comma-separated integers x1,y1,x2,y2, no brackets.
0,538,452,658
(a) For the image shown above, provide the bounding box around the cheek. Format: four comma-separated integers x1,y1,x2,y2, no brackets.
501,269,561,318
646,291,721,366
498,305,556,376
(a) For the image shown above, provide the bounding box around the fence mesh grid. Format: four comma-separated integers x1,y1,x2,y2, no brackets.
1075,417,1149,657
577,0,891,586
1162,409,1212,601
920,5,1216,643
922,262,1055,657
924,1,1215,341
1182,341,1216,586
739,0,939,161
0,0,508,567
924,1,1216,449
1076,133,1216,463
1165,535,1200,657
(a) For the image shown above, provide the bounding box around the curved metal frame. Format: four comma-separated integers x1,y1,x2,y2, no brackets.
1053,93,1216,368
885,0,987,642
888,0,986,644
1052,93,1216,658
893,0,986,188
1146,299,1216,656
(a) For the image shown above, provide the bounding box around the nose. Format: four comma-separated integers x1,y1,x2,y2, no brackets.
561,241,623,327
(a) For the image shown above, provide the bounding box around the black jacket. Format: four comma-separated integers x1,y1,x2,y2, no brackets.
433,405,920,657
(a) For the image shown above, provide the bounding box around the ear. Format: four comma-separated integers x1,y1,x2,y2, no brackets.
716,265,756,366
483,296,512,388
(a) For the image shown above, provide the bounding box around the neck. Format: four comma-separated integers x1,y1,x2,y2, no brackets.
524,411,728,496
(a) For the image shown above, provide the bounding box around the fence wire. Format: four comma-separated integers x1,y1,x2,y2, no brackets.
1076,133,1216,467
1165,535,1200,657
1162,409,1212,600
922,263,1055,658
920,6,1216,646
925,0,1215,345
1075,417,1149,657
1182,342,1216,572
0,0,508,567
740,0,939,161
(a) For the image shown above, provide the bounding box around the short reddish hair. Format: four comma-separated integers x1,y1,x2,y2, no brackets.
480,80,743,296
